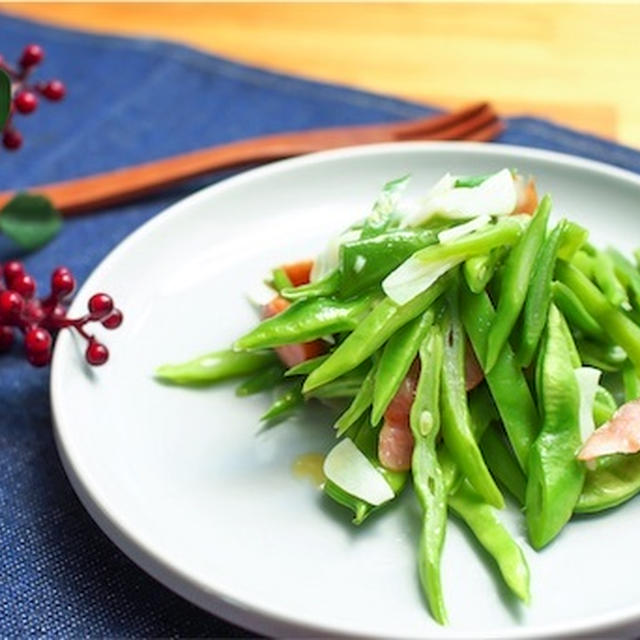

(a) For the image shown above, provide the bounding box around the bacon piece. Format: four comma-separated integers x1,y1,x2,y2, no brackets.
282,260,314,287
378,362,420,471
578,398,640,461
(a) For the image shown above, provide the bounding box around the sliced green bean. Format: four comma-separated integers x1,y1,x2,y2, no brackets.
438,385,497,496
556,261,640,375
358,174,410,240
339,229,437,298
557,220,589,261
448,481,530,603
576,452,640,514
307,365,368,400
594,386,617,426
463,246,507,294
486,195,551,372
607,248,640,310
303,272,452,392
410,324,447,625
481,425,527,505
526,304,584,549
577,339,626,372
440,290,504,509
517,219,565,367
371,308,435,425
285,354,330,376
156,349,277,385
235,364,285,397
261,380,304,422
552,281,605,340
235,293,374,350
459,283,539,470
593,250,629,309
335,361,377,436
281,270,340,301
571,250,595,278
407,216,527,273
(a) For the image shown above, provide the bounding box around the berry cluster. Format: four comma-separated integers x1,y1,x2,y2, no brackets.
0,261,122,367
0,44,66,151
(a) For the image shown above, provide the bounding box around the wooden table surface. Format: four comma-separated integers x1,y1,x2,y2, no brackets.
4,3,640,148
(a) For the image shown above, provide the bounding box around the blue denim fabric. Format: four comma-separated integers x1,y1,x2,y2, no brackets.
2,12,640,638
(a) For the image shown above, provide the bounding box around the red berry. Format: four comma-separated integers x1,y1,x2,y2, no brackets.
86,340,108,366
20,44,44,68
0,326,13,352
3,261,25,286
23,299,45,326
41,80,65,101
102,308,123,329
0,290,24,321
25,326,52,355
45,303,67,327
27,349,51,367
14,91,38,115
10,273,36,299
88,293,113,320
51,267,75,299
3,128,23,151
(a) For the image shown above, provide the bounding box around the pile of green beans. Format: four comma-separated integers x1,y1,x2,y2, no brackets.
157,173,640,624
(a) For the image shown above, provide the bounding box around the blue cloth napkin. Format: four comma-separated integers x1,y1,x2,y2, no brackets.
2,12,640,638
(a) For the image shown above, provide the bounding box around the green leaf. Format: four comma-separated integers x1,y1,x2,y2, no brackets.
0,69,9,130
0,193,62,250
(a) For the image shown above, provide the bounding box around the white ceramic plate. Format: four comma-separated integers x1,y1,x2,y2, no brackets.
51,143,640,639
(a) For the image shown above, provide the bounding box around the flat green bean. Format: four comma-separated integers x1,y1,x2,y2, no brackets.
459,283,539,470
463,246,507,294
556,261,640,375
481,425,527,505
272,267,293,293
440,290,504,509
448,481,530,603
517,219,565,367
235,293,374,350
303,272,452,392
552,281,605,340
261,380,304,422
576,452,640,514
607,248,640,310
577,339,626,372
486,195,551,372
371,308,435,425
593,250,629,308
594,386,617,426
156,349,277,385
281,270,340,301
557,220,589,261
235,364,285,397
285,354,330,376
335,361,377,436
410,324,447,625
409,216,527,272
526,304,584,549
339,229,437,298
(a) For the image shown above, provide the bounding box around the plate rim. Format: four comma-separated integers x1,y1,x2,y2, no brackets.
50,141,640,639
